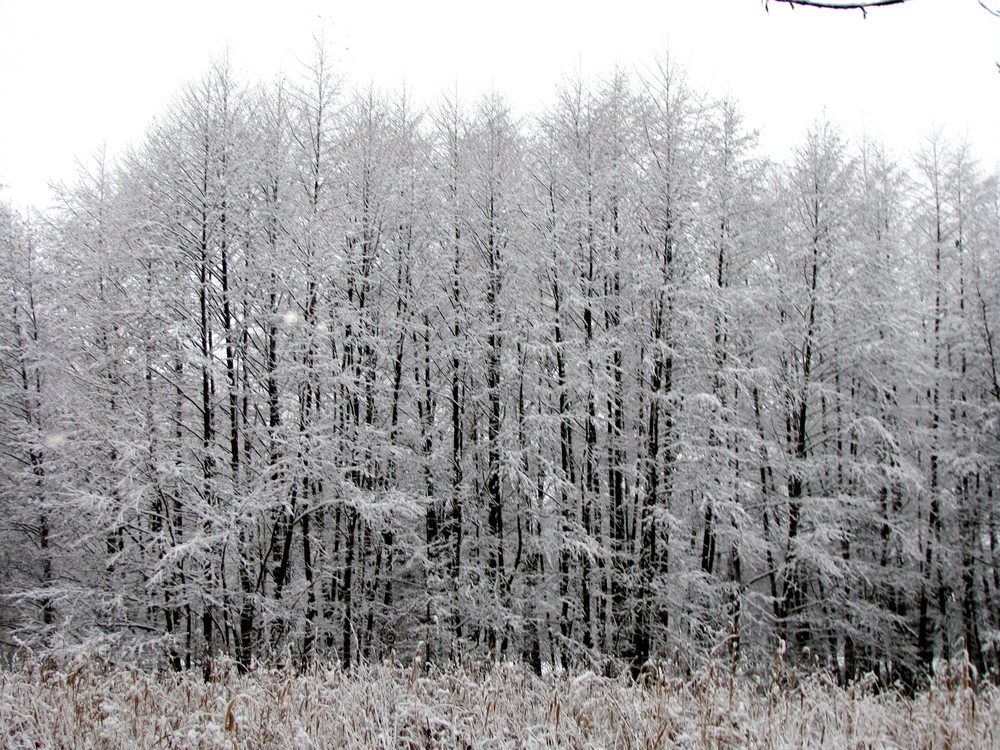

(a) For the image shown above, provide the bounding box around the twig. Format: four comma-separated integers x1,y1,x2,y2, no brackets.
766,0,913,17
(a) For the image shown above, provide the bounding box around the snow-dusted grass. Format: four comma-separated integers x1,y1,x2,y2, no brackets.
0,655,995,748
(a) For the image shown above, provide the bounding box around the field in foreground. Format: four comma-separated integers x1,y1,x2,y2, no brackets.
0,657,996,748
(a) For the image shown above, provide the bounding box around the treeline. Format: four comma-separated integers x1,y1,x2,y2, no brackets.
0,52,998,687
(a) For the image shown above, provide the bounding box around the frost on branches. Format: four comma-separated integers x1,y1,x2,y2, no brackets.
0,53,998,692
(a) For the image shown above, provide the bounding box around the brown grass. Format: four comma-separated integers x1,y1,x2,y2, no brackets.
0,655,995,748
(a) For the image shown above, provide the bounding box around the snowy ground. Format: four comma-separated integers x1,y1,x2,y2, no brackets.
0,656,995,748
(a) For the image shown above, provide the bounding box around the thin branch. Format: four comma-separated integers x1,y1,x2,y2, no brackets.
766,0,914,17
981,0,1000,17
767,0,912,6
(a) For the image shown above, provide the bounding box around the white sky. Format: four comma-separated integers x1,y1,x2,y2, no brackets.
2,0,999,210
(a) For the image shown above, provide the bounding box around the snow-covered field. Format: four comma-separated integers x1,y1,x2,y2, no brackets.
0,656,995,748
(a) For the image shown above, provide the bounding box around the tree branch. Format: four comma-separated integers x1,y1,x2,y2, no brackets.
980,1,1000,18
765,0,914,17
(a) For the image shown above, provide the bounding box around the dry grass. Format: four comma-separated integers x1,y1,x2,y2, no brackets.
0,654,995,748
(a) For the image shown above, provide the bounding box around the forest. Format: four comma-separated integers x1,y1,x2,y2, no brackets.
0,50,997,691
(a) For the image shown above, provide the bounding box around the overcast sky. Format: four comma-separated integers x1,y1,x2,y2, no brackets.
2,0,999,210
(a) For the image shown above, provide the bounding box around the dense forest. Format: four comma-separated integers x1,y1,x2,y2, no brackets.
0,52,997,689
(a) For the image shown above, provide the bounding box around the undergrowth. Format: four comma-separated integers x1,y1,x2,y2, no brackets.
0,652,994,748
